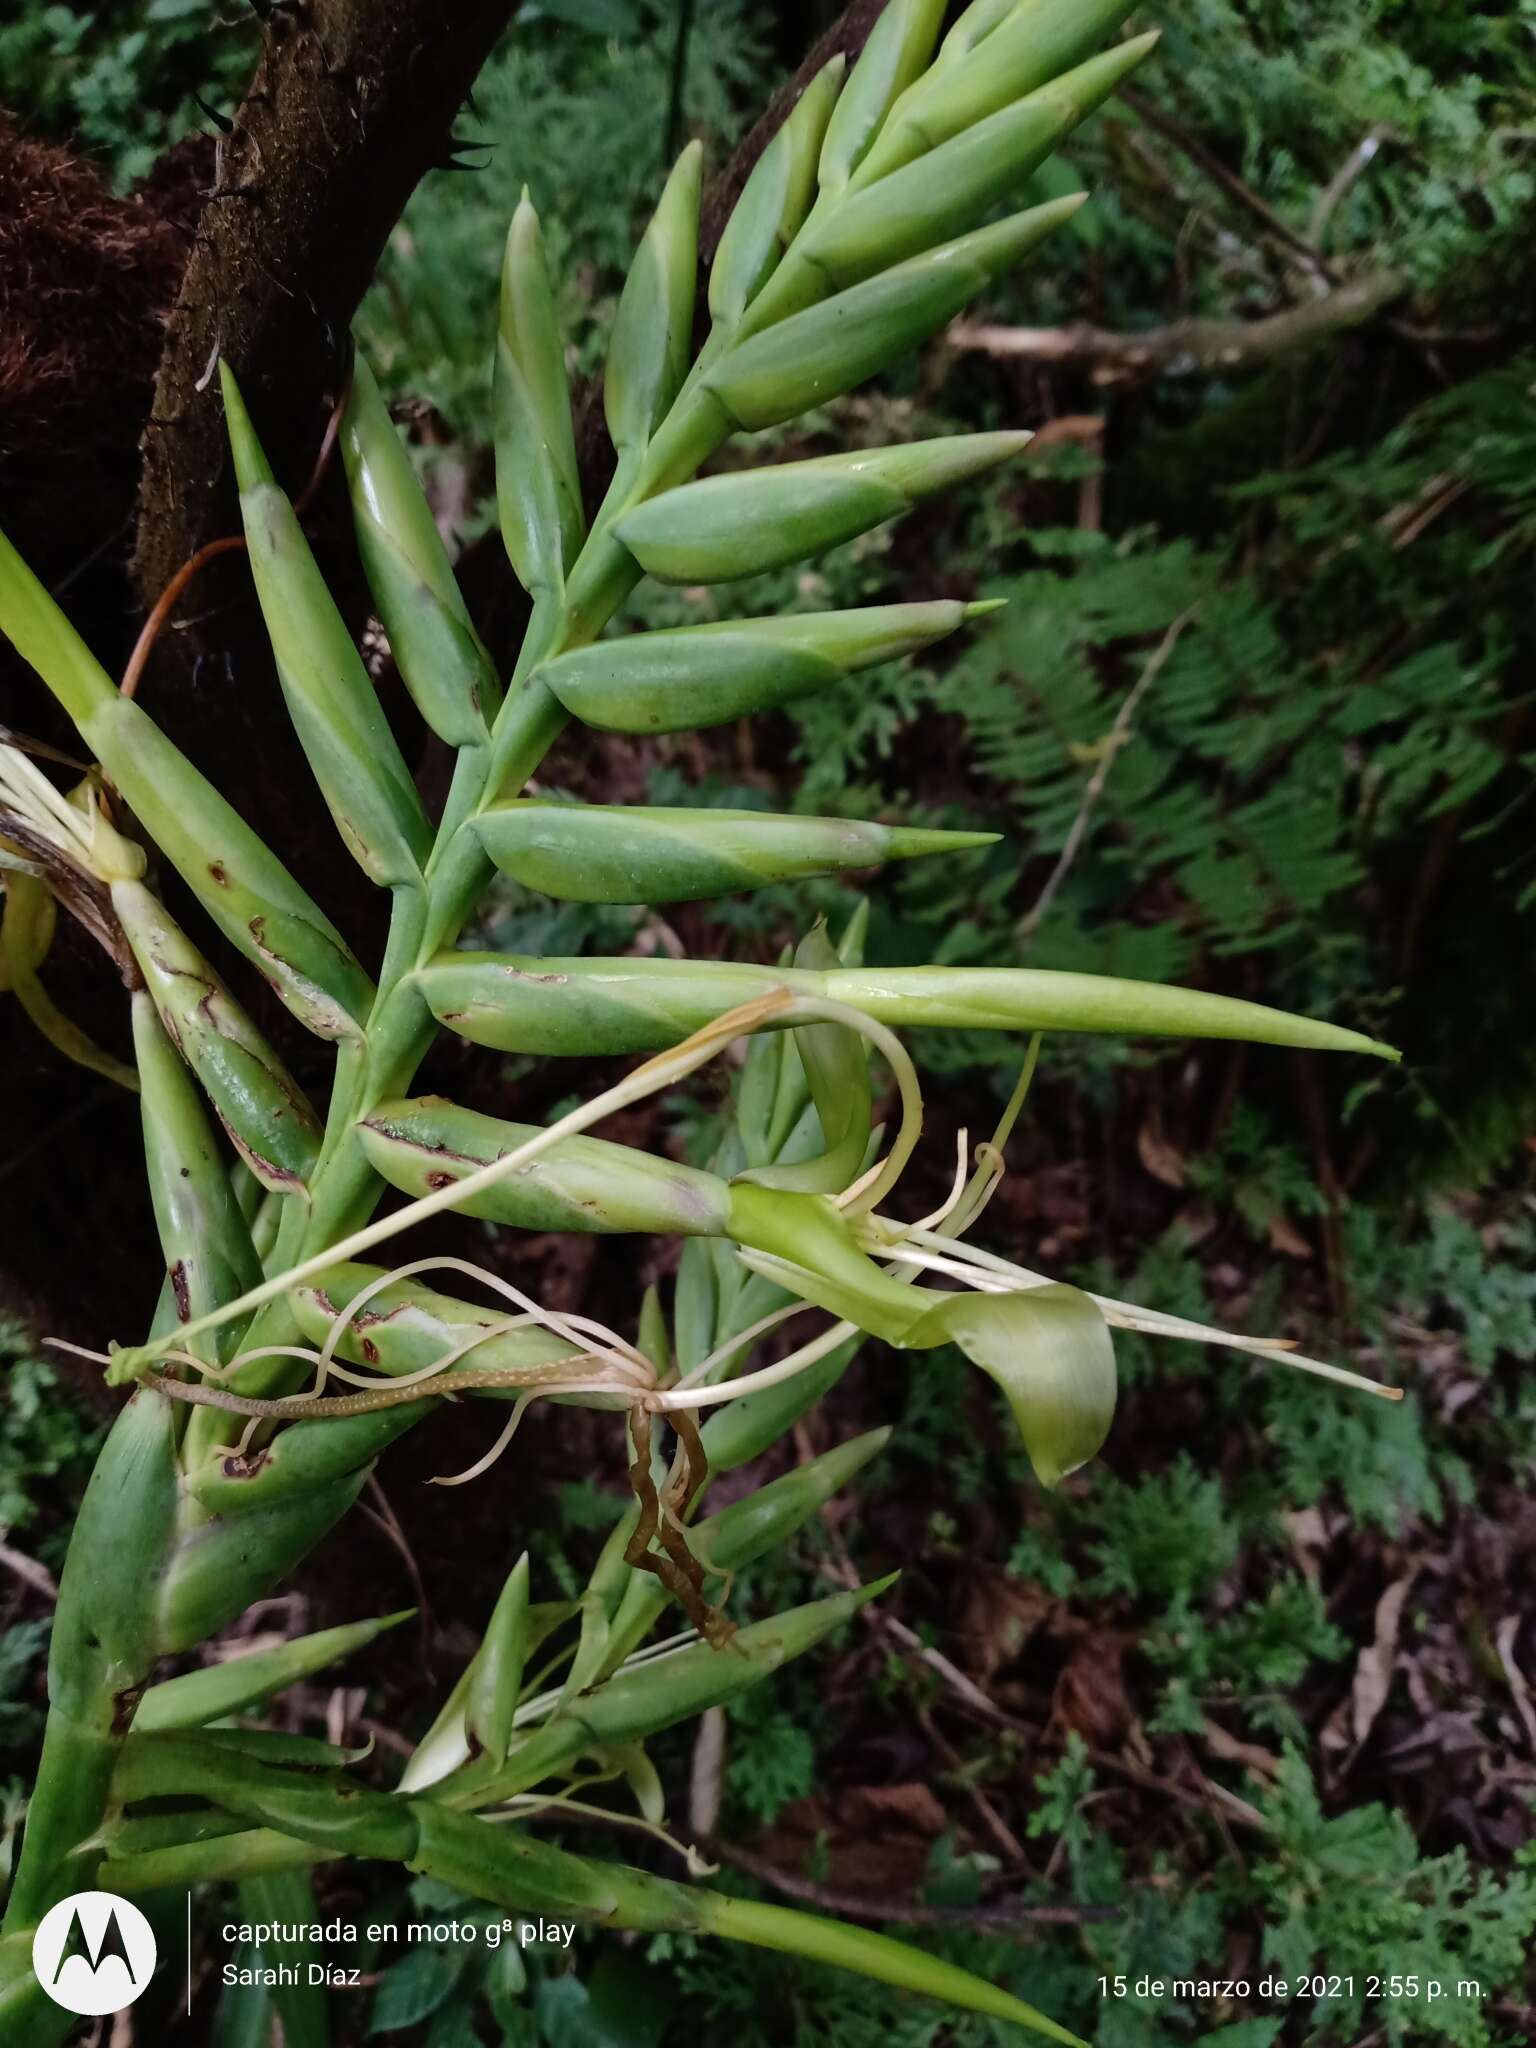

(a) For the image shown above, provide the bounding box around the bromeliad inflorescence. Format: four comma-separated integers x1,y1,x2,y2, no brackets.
0,8,1402,2044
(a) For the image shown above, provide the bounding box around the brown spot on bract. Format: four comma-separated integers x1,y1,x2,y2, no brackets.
170,1259,190,1322
209,860,228,884
221,1448,271,1480
361,1337,380,1364
424,1171,456,1190
111,1683,146,1736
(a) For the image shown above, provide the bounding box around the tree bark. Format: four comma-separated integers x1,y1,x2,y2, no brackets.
132,0,519,607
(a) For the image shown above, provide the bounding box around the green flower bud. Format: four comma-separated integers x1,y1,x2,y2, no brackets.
706,199,1084,429
497,190,585,594
615,432,1029,583
117,879,322,1192
805,38,1156,288
343,352,498,746
473,798,996,904
357,1096,732,1238
710,55,844,331
537,599,986,735
222,363,431,889
415,953,1398,1063
0,522,373,1037
860,0,1145,185
606,142,701,456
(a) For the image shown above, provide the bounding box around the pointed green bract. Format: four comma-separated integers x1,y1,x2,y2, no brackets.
291,1262,583,1381
711,55,845,330
135,1611,414,1732
474,799,996,904
465,1553,530,1770
805,38,1157,286
497,191,585,593
932,0,1019,68
222,364,431,889
537,599,982,734
343,352,498,747
861,0,1145,184
414,952,1399,1062
616,432,1029,583
118,880,321,1193
0,521,373,1039
448,1579,893,1805
816,0,947,196
132,993,263,1361
605,142,702,456
358,1096,732,1239
736,923,872,1195
707,199,1085,428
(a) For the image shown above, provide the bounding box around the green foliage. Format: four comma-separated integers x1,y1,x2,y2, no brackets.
0,1,258,189
0,1322,104,1546
1255,1752,1536,2048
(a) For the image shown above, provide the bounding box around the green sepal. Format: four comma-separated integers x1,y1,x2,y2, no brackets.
119,882,321,1194
615,432,1029,583
343,352,498,746
536,599,982,735
357,1095,732,1240
907,1283,1116,1488
221,363,431,888
474,798,996,904
605,142,701,455
497,190,585,594
709,55,844,330
134,1610,414,1732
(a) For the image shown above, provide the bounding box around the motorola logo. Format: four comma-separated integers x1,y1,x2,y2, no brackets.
31,1890,157,2017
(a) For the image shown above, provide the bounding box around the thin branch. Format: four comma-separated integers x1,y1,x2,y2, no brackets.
0,1539,58,1603
1018,608,1198,945
1119,85,1339,284
1308,131,1384,250
949,271,1405,388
